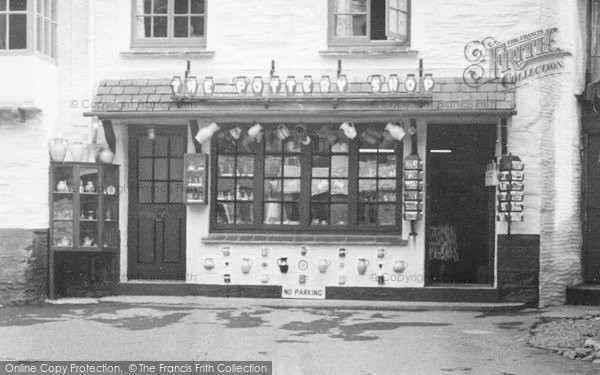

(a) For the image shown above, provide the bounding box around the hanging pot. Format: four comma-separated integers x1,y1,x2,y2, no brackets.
277,257,289,273
48,138,69,162
195,122,220,144
393,260,408,273
201,258,216,270
357,258,370,275
97,148,115,164
318,259,331,273
241,258,253,274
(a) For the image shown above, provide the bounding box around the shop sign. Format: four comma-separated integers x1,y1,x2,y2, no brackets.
281,285,326,299
463,27,571,88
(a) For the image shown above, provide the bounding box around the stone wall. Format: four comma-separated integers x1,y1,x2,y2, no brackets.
497,235,540,307
0,229,48,305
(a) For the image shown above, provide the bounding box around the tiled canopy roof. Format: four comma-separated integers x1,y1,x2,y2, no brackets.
90,77,516,113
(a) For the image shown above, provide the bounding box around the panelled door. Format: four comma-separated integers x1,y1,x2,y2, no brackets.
128,126,187,280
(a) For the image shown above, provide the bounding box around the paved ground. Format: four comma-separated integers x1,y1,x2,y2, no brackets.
1,297,600,375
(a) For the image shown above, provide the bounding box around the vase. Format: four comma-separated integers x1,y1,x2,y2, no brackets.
385,122,407,141
48,138,69,162
97,148,115,164
234,76,250,95
367,74,385,93
69,142,85,162
185,76,198,96
203,76,215,95
269,76,281,95
302,75,313,94
251,76,264,95
388,74,400,92
319,75,331,93
285,76,297,96
336,74,348,93
195,122,220,144
277,257,289,273
357,258,369,275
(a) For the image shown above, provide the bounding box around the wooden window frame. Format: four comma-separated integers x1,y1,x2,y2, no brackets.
327,0,410,47
130,0,207,48
210,123,403,234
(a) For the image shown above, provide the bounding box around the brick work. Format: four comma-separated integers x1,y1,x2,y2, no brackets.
497,234,540,307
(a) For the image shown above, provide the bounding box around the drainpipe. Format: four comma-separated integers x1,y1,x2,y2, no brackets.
88,0,96,142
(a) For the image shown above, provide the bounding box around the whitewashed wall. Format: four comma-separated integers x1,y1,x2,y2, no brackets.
0,0,584,303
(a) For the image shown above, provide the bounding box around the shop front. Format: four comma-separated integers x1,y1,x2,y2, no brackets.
50,74,538,305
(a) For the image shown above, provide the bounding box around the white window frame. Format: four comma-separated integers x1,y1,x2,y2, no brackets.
327,0,410,47
131,0,207,48
35,0,57,59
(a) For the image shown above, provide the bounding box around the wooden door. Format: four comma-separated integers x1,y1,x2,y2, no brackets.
128,127,187,280
584,134,600,282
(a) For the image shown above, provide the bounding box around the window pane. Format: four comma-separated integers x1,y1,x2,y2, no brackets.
169,135,184,156
154,0,167,13
359,154,377,177
9,0,26,11
265,130,282,152
154,158,168,180
352,14,367,36
358,203,377,225
0,0,5,10
216,203,234,224
51,22,57,58
138,182,153,203
264,203,281,224
44,19,51,56
236,203,253,224
51,0,57,20
380,154,397,177
283,156,301,177
191,0,204,14
174,0,189,14
169,182,183,203
154,182,168,203
142,0,151,14
331,179,348,196
312,156,330,177
237,156,254,177
138,159,153,180
378,204,396,225
174,16,188,38
236,178,253,200
311,179,329,199
0,15,5,49
397,12,408,41
36,0,42,13
359,179,377,202
264,179,282,201
264,156,282,177
331,204,348,225
397,0,408,11
311,203,329,225
190,16,204,37
331,155,348,177
137,17,151,38
334,0,350,13
43,0,50,16
36,17,43,52
155,135,169,156
351,0,367,12
335,15,352,37
218,155,235,176
217,179,234,200
170,158,183,180
282,203,299,224
153,16,167,37
282,179,301,199
389,9,398,34
8,14,26,49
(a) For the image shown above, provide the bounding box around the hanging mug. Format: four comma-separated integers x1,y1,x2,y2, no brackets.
261,246,269,257
393,260,408,273
339,248,347,257
203,76,215,95
195,122,220,144
299,274,307,284
223,274,231,283
385,122,407,142
241,258,253,274
378,274,385,285
338,275,346,285
277,124,291,140
269,75,282,95
201,258,215,270
285,76,297,96
340,122,357,139
318,259,331,273
357,258,370,275
248,122,264,142
261,273,270,283
221,246,231,256
300,246,308,256
277,257,289,273
320,75,331,93
377,248,387,258
251,76,264,95
302,75,313,94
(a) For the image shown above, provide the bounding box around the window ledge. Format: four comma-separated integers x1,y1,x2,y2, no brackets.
320,46,418,56
202,233,408,246
121,48,215,58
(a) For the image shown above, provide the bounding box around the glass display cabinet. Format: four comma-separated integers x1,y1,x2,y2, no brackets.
49,162,120,299
183,153,209,204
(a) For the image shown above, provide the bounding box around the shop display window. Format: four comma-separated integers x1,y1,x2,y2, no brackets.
212,123,402,232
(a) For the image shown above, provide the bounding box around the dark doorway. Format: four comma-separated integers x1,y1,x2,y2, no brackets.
426,124,496,285
128,126,187,280
584,134,600,282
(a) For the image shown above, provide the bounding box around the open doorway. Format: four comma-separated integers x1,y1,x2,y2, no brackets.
426,124,496,285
